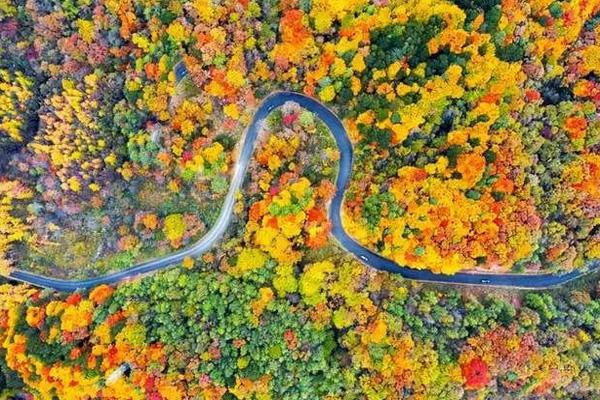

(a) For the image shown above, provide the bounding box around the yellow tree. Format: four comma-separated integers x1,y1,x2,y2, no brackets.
0,180,32,276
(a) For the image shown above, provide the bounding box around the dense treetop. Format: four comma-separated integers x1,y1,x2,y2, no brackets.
1,0,600,398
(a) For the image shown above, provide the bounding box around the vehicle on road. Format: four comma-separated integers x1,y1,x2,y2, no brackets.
8,84,600,291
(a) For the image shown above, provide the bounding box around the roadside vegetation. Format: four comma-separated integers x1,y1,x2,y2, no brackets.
3,262,600,399
1,0,600,398
1,0,599,278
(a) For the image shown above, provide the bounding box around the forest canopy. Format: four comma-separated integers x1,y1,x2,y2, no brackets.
1,0,600,398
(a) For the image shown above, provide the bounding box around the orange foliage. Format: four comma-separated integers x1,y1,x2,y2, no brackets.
89,285,115,305
564,116,587,139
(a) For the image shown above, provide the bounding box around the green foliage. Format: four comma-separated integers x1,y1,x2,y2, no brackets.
358,124,392,149
0,349,23,391
362,192,404,229
211,175,228,194
104,269,344,398
495,39,527,62
366,17,445,70
524,293,558,323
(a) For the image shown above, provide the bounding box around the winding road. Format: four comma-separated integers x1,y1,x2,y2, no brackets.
8,78,599,291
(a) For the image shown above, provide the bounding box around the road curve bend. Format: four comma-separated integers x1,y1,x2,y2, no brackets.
8,89,599,291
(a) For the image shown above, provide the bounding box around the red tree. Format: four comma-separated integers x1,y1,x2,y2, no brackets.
461,357,490,389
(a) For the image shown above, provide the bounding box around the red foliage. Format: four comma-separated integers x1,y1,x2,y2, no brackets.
65,293,82,305
182,151,193,162
461,357,490,389
307,207,326,223
148,392,161,400
284,329,298,349
480,92,500,104
0,311,9,330
145,376,156,392
106,310,125,327
525,89,541,102
266,216,278,229
282,112,298,126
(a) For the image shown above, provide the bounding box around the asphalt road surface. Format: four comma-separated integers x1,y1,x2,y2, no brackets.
9,84,599,291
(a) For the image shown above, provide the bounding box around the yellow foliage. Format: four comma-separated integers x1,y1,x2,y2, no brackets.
267,154,281,171
142,81,173,121
163,214,186,247
335,37,360,54
158,383,183,400
254,226,278,249
277,212,306,238
61,300,94,332
25,306,44,328
299,261,335,305
102,378,145,400
45,301,65,317
331,57,347,77
132,32,151,51
232,248,268,277
310,0,368,32
224,103,240,120
319,85,336,102
226,70,246,88
351,76,361,95
361,316,387,345
77,19,95,43
0,180,32,274
289,177,311,198
66,176,81,192
193,0,215,22
251,287,274,321
28,74,119,194
166,21,187,43
229,376,271,400
0,0,16,15
182,256,195,269
273,263,297,296
171,99,207,137
582,45,600,74
0,69,33,142
203,142,224,164
104,153,117,166
332,307,354,329
94,322,112,345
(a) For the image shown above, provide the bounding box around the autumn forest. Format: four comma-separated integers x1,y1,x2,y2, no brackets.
1,0,600,398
